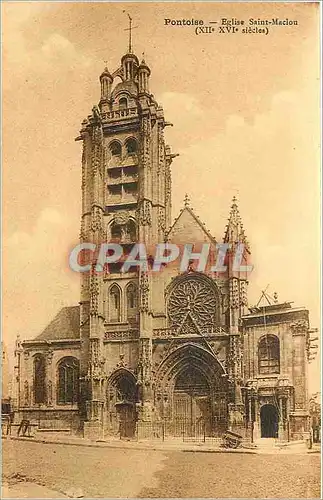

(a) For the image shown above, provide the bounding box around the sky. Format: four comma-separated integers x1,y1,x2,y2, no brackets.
2,2,321,391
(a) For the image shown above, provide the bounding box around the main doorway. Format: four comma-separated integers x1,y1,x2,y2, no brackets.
260,404,279,438
172,366,212,437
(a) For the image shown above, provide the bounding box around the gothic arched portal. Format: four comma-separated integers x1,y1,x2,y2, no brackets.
155,343,228,437
173,366,212,436
107,369,138,439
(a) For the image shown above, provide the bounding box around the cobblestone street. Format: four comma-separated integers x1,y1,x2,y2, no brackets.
2,439,320,498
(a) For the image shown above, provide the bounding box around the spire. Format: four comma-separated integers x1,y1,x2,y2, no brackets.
223,195,250,249
120,13,139,82
123,12,138,54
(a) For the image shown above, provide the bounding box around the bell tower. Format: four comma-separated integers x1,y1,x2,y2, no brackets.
76,32,176,436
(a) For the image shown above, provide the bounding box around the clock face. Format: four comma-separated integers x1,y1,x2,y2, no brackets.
168,278,218,329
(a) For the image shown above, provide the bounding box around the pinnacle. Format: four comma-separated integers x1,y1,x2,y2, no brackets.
223,195,250,249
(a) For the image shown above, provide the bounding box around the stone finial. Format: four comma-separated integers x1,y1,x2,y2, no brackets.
184,193,190,207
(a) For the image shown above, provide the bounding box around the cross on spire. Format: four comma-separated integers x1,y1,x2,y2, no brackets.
123,12,138,53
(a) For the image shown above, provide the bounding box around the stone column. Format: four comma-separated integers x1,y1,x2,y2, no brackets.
79,113,105,439
46,350,54,407
137,263,154,426
278,396,285,441
253,395,260,439
248,395,254,442
227,333,245,433
286,393,291,441
83,336,105,440
137,337,153,423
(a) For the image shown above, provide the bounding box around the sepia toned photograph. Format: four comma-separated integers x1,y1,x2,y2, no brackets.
1,1,321,498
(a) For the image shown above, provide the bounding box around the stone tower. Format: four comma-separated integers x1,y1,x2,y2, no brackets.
76,43,175,437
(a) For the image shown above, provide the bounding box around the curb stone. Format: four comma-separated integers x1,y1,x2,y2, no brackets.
4,435,318,455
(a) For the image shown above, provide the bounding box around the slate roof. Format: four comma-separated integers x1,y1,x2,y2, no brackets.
35,306,80,341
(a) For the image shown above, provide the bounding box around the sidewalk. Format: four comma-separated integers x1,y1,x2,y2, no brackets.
4,432,320,455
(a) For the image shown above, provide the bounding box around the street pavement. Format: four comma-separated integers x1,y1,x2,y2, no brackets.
2,439,321,498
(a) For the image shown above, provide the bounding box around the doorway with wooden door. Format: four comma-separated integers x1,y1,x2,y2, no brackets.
173,366,212,437
108,369,137,439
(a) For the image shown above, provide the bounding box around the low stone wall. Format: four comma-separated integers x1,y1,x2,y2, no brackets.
14,408,81,434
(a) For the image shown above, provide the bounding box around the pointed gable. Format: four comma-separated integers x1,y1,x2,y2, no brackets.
167,205,217,246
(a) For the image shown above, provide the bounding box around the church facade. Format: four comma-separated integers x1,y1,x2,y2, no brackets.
14,45,317,442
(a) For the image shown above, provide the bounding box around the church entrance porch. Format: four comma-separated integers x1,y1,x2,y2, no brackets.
260,404,279,438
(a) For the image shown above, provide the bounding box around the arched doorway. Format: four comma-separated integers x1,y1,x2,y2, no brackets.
156,343,228,438
260,404,279,438
173,366,212,437
108,370,137,439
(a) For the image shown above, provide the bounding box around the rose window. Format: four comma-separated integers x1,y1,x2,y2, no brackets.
168,278,218,329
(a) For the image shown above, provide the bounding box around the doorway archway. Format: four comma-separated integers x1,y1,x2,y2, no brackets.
173,366,211,436
156,343,228,437
107,369,137,438
260,404,279,438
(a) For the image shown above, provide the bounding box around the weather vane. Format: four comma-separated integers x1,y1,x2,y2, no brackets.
123,11,138,53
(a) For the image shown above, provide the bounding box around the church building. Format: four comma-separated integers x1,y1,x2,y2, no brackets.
13,40,317,443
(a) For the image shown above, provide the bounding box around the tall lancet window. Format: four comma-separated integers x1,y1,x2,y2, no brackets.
111,222,122,242
258,335,280,375
110,285,121,322
109,140,122,157
125,220,137,243
126,283,137,320
125,138,138,155
57,357,79,404
34,354,46,404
